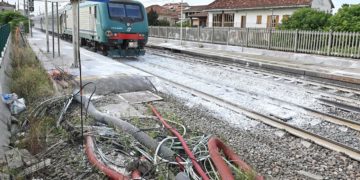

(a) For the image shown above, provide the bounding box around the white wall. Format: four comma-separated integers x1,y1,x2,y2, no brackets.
311,0,333,13
208,8,300,28
208,12,213,27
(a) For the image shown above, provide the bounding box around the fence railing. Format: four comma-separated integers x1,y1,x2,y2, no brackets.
149,26,360,59
0,24,10,58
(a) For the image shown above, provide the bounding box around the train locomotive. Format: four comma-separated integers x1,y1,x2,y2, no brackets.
33,0,148,57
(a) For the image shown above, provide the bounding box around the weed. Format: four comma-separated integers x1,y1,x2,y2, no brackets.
10,43,53,103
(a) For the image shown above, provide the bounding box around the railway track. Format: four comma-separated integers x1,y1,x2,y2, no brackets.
147,48,360,104
130,59,360,131
122,62,360,162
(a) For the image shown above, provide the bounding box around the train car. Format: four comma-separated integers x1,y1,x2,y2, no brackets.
33,0,148,57
62,0,148,57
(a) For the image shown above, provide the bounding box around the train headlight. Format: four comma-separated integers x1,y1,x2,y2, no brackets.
105,30,113,37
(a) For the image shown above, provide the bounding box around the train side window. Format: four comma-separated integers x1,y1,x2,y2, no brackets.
89,7,91,14
94,6,97,18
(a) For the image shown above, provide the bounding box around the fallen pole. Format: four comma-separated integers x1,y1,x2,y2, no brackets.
74,94,176,161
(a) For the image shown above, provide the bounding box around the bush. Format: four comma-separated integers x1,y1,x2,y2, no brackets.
330,4,360,32
281,8,331,30
158,19,170,26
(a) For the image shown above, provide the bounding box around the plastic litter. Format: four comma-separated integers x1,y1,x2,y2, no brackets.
1,93,26,115
1,93,18,104
11,98,26,115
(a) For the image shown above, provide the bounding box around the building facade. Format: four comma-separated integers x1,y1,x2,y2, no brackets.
0,1,15,11
205,0,334,28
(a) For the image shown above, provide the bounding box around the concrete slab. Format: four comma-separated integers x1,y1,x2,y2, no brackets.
118,91,163,104
99,103,142,118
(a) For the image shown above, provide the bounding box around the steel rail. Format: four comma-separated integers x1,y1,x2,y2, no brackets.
124,63,360,162
132,59,360,132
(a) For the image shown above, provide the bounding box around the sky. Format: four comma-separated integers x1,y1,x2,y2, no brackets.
5,0,360,15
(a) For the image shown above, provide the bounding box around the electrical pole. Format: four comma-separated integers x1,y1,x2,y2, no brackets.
56,2,60,56
45,0,49,52
71,0,79,67
52,2,55,58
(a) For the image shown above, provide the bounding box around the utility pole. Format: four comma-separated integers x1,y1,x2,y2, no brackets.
28,0,32,37
52,2,55,58
56,2,60,56
180,0,183,46
71,0,79,67
45,0,49,52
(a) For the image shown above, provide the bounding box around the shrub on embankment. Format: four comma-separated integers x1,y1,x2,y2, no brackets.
0,11,29,32
10,36,53,103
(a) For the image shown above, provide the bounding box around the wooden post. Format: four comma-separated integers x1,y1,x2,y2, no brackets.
327,30,333,56
294,29,299,52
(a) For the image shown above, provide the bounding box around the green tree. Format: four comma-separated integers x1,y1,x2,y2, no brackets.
147,8,158,26
0,11,29,32
281,8,331,30
330,4,360,32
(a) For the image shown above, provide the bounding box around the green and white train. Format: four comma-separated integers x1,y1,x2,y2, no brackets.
33,0,149,57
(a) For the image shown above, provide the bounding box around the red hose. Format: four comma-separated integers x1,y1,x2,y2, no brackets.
85,136,129,180
208,137,264,180
148,104,210,180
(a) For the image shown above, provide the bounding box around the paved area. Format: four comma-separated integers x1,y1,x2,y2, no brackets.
28,29,150,80
147,37,360,86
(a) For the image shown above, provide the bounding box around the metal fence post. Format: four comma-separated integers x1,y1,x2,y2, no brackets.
166,27,169,38
212,26,214,43
246,28,249,47
268,28,272,49
226,27,231,46
198,26,201,42
157,26,160,37
327,30,333,56
294,29,299,52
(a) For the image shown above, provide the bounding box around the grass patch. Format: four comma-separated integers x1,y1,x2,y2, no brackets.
10,42,53,103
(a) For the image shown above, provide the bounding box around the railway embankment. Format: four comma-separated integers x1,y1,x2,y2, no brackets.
0,33,12,158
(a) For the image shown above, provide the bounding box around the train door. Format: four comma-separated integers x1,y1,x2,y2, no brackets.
89,6,96,38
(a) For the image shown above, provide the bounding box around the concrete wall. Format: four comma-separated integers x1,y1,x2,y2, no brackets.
0,34,12,157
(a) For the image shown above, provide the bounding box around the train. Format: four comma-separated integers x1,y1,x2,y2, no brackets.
33,0,149,57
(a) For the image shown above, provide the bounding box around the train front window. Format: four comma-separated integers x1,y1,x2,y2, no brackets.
108,3,143,22
108,3,126,20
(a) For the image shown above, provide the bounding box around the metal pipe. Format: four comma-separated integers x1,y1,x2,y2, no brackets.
52,2,54,58
45,0,49,52
56,2,60,56
74,94,176,161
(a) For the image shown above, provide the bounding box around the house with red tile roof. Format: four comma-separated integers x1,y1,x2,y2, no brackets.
146,5,179,26
205,0,334,28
